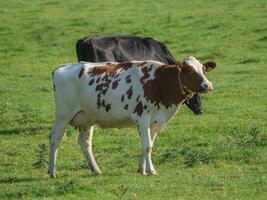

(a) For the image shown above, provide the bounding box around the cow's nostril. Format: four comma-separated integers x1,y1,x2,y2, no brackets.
203,83,210,88
202,83,213,92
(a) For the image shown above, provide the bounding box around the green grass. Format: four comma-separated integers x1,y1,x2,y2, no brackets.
0,0,267,199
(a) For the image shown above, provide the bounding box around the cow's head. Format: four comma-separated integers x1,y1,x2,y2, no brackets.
180,56,216,94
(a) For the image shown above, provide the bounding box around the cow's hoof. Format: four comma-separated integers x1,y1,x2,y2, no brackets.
48,170,58,178
140,170,147,176
148,170,157,176
137,167,147,176
92,170,102,175
141,171,147,176
49,173,58,178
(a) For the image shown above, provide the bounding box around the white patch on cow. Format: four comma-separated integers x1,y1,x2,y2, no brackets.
184,56,213,89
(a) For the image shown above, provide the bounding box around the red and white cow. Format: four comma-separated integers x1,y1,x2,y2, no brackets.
48,56,216,177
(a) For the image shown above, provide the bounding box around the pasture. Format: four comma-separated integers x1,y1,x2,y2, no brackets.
0,0,266,199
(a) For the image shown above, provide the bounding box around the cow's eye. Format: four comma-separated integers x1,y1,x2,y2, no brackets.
183,68,191,73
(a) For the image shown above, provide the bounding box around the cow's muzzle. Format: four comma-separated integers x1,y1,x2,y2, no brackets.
201,82,213,93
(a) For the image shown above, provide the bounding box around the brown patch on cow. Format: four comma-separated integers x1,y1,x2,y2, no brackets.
88,79,94,85
91,63,132,76
143,64,186,109
125,75,131,83
133,102,143,117
112,80,119,89
136,95,140,102
121,94,124,102
126,86,133,99
140,66,150,84
105,104,111,112
79,67,84,79
124,104,128,110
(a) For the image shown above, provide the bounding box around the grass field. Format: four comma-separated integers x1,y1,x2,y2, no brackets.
0,0,267,199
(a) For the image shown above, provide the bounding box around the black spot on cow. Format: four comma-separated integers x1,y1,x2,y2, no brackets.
121,95,124,102
112,80,119,89
102,81,111,95
89,79,94,85
105,104,111,112
148,65,153,71
125,75,131,83
96,77,101,83
124,104,129,110
97,93,101,108
79,67,84,79
96,84,102,91
102,100,106,106
136,95,140,102
101,74,109,81
143,105,148,110
95,75,112,95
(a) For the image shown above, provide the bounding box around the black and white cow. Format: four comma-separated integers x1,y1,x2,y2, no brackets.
76,35,203,114
48,56,216,177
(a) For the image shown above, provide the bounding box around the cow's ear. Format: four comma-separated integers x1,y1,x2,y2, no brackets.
203,61,216,72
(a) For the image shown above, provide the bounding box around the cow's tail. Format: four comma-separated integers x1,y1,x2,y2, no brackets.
51,64,66,92
52,68,57,92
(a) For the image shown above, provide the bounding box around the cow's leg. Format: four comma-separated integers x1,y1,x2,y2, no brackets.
48,119,68,178
150,131,158,146
137,150,147,175
138,121,157,175
145,130,158,175
138,130,158,175
78,126,102,174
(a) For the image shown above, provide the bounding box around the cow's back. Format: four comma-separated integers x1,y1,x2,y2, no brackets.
76,35,177,64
